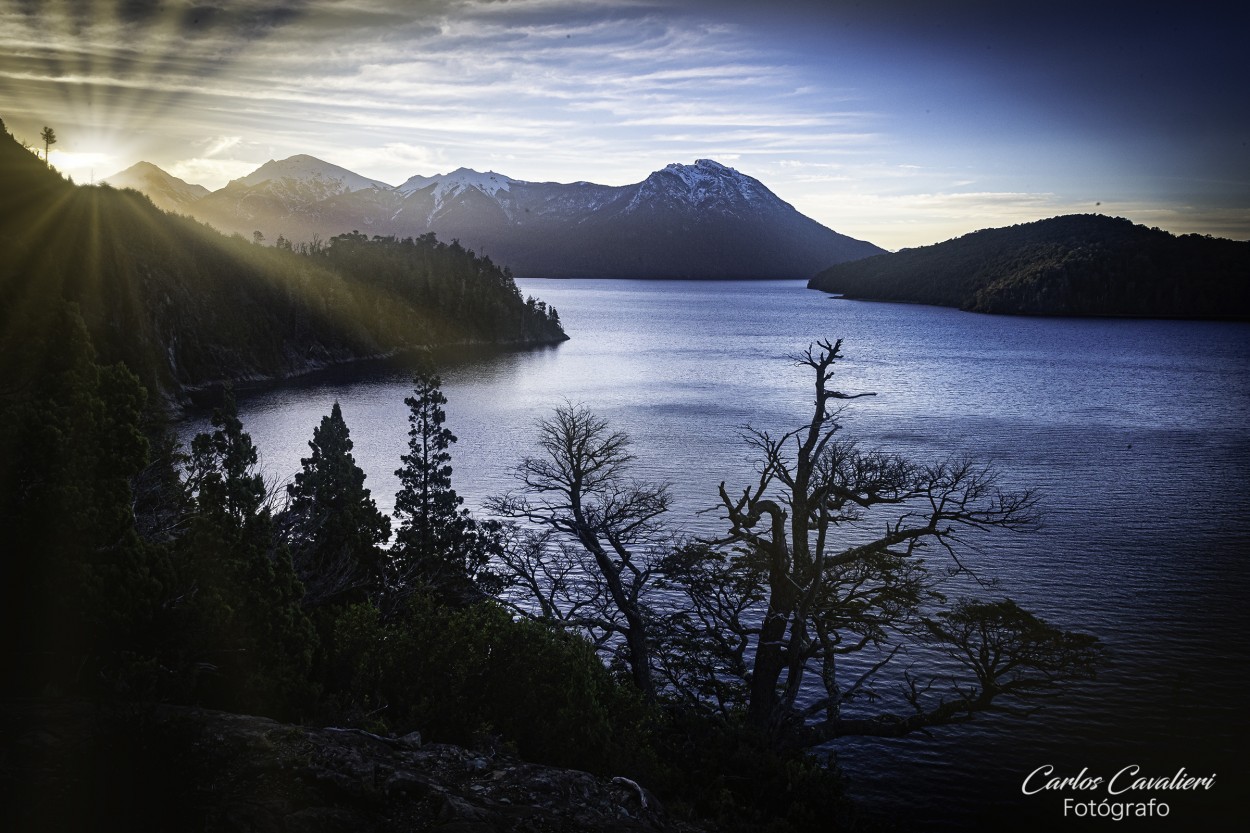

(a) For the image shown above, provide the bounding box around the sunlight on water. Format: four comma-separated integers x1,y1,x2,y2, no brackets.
182,279,1250,829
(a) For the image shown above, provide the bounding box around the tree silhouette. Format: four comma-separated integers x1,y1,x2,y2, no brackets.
489,403,670,700
39,126,56,165
391,365,502,603
662,339,1102,745
284,402,390,607
177,390,316,716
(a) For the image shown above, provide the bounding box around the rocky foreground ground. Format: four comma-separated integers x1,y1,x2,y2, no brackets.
1,700,710,832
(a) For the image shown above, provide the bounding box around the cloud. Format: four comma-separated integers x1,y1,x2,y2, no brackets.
167,157,259,188
200,135,243,157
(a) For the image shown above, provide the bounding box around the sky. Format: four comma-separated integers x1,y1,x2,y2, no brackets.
1,0,1245,250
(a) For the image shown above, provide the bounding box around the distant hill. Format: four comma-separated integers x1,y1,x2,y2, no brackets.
0,119,565,401
808,214,1250,319
102,162,210,213
118,157,885,279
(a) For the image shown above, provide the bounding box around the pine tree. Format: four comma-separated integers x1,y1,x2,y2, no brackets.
285,402,390,606
185,389,266,524
391,366,502,603
176,390,317,717
39,125,56,165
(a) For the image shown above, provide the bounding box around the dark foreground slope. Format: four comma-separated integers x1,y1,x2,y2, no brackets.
809,214,1250,318
0,120,564,400
1,701,707,833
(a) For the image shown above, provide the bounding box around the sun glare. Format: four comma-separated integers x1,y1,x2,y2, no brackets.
49,148,122,184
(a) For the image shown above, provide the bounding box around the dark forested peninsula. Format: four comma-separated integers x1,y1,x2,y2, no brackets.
808,214,1250,319
0,120,565,402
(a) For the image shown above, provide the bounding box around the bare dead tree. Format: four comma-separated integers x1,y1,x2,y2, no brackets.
488,403,670,700
663,339,1100,746
493,526,624,651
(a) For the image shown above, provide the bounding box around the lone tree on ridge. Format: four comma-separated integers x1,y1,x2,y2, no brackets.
39,126,56,165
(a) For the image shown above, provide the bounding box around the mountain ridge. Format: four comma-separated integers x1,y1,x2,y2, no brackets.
232,154,394,196
101,161,210,213
107,155,884,279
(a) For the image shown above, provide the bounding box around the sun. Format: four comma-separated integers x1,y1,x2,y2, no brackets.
48,147,124,184
40,126,151,184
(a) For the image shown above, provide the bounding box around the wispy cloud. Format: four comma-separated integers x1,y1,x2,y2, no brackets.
167,157,259,188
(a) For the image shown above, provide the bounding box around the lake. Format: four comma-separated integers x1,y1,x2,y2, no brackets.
182,278,1250,829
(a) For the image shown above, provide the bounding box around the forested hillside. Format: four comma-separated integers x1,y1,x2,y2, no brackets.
808,214,1250,318
0,120,564,400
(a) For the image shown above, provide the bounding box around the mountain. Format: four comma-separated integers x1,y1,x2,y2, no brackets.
0,123,565,401
397,167,513,199
102,161,210,213
163,156,884,278
189,154,397,237
808,214,1250,319
235,154,393,194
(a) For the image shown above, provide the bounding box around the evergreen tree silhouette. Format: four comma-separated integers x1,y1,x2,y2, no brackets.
285,402,390,606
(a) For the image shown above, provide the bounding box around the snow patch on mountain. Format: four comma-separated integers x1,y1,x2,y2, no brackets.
664,159,738,191
625,159,775,215
397,168,513,202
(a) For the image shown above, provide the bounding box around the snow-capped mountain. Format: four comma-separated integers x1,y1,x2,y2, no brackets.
233,154,392,196
190,155,395,227
126,155,884,278
391,158,883,277
628,159,778,213
102,161,210,213
397,168,513,199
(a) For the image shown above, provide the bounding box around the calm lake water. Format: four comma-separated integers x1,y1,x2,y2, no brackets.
183,279,1250,830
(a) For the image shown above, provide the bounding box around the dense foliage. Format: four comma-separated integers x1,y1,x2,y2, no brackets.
809,214,1250,318
0,119,564,403
0,304,158,695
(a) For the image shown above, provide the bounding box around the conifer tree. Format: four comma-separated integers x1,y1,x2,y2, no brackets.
0,303,160,693
285,402,390,606
186,390,265,523
177,390,316,716
391,366,502,603
39,125,56,164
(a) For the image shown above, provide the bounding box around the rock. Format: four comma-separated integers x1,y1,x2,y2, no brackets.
0,700,712,833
